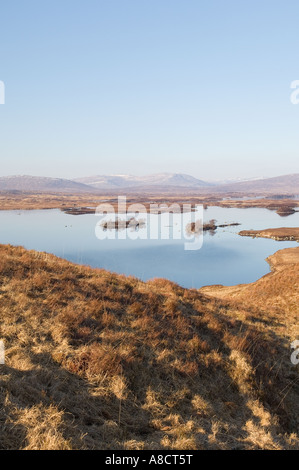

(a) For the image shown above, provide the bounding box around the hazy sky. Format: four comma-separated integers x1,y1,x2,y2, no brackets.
0,0,299,180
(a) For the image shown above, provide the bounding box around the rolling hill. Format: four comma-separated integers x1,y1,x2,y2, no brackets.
0,176,94,193
213,173,299,194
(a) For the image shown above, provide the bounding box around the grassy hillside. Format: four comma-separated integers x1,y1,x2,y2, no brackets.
200,247,299,342
0,244,298,450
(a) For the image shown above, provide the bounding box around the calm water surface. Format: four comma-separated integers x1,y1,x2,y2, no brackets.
0,207,298,288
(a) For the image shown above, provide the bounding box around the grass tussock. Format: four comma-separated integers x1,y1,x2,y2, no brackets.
0,244,298,450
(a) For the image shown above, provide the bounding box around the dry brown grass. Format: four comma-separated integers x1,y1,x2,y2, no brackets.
0,244,298,450
1,190,299,214
239,227,299,242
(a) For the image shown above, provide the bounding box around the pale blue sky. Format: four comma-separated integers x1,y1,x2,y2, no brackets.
0,0,299,180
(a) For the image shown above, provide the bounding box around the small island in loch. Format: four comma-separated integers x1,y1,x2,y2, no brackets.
239,227,299,242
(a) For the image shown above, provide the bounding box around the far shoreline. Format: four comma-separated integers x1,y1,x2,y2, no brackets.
0,190,299,218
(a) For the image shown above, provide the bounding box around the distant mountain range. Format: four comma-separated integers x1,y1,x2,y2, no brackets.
0,173,298,194
70,172,299,193
74,173,214,189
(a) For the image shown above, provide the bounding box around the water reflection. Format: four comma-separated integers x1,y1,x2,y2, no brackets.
0,207,298,288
